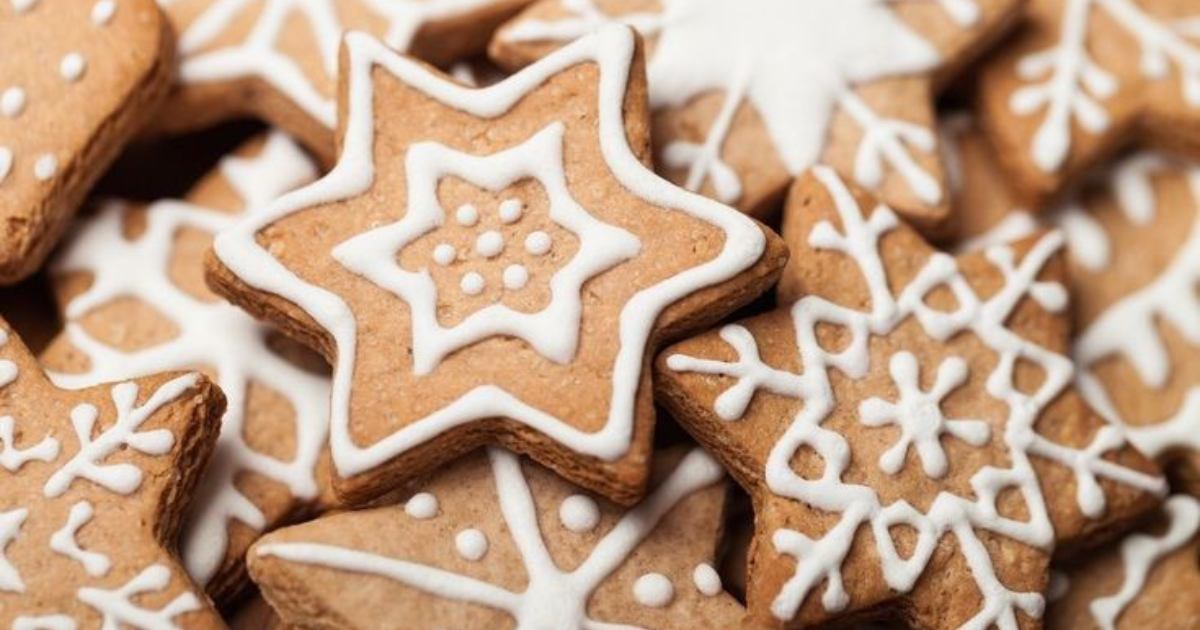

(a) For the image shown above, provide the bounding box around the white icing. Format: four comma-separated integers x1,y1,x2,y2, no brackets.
0,147,11,184
76,564,201,629
692,562,721,597
10,0,36,12
455,203,479,226
0,416,59,472
433,243,456,266
49,132,328,587
257,448,724,627
405,489,439,518
474,230,504,258
502,264,528,291
524,230,551,256
59,54,86,82
212,28,765,477
459,271,485,295
49,501,110,577
1089,495,1200,630
557,494,598,532
33,155,56,181
90,0,115,25
498,198,523,224
175,0,498,128
11,615,77,630
1008,0,1200,173
632,572,673,608
0,508,28,592
405,492,438,519
667,167,1166,625
2,87,26,118
504,0,968,205
454,528,488,561
43,376,195,497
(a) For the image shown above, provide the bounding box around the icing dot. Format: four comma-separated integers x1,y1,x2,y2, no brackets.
60,54,87,82
0,147,11,184
34,155,57,181
558,494,599,532
455,204,479,227
460,272,485,295
1,88,25,118
433,243,456,266
502,264,528,291
525,231,551,256
498,198,523,224
91,0,115,24
475,230,504,258
692,563,722,596
404,492,438,519
10,0,36,13
454,528,488,561
633,573,674,608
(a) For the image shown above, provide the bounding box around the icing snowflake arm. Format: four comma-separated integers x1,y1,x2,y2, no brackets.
837,90,942,206
76,564,202,629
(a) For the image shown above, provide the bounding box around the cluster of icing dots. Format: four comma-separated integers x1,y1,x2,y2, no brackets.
431,198,554,296
0,0,113,186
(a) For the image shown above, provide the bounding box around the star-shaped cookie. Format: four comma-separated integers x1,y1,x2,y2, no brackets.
40,132,333,605
946,117,1200,499
0,0,173,284
0,317,226,627
156,0,534,163
489,0,1024,234
247,446,745,629
1044,494,1200,629
655,168,1166,629
205,26,787,507
976,0,1200,206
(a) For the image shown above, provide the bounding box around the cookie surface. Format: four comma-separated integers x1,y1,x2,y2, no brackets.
0,0,173,284
0,318,225,628
157,0,534,163
655,168,1165,628
248,447,744,629
976,0,1200,206
39,132,333,606
206,26,787,507
490,0,1023,233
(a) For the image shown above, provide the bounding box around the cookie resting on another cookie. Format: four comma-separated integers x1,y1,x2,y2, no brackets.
205,26,788,507
655,168,1165,629
0,318,226,628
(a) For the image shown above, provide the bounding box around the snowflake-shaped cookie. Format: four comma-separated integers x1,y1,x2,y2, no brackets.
0,320,225,628
657,168,1165,629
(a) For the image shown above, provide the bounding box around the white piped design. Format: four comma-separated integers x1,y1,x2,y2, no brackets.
76,564,201,629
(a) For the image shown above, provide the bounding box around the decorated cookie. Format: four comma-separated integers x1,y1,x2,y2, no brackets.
0,317,226,627
156,0,534,163
489,0,1024,232
0,0,174,284
205,26,788,507
976,0,1200,206
247,447,745,628
947,119,1200,498
39,132,334,606
655,167,1166,628
1044,494,1200,629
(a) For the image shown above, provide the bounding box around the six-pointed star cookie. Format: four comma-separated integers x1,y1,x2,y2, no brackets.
976,0,1200,206
1044,494,1200,629
247,447,745,629
0,0,173,284
488,0,1024,234
0,317,226,628
206,26,788,507
155,0,534,163
655,167,1166,629
40,132,334,605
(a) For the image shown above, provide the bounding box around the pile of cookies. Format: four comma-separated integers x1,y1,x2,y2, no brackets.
2,0,1198,628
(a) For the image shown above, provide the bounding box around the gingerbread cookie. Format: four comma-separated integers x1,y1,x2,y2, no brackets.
490,0,1024,232
1044,494,1200,629
247,447,744,628
655,168,1166,628
976,0,1200,207
206,26,787,507
156,0,534,163
0,317,226,627
0,0,174,284
947,120,1200,497
39,132,334,606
